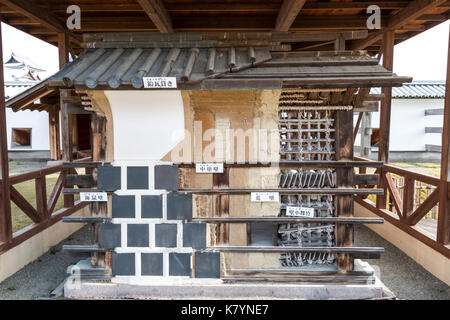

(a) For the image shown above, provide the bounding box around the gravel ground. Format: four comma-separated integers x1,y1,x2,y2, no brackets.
0,226,90,300
9,161,48,174
0,224,448,300
354,224,449,300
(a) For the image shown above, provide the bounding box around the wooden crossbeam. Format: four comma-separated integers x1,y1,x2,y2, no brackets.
384,173,403,219
0,0,81,46
137,0,173,33
351,0,447,50
47,173,65,214
407,187,440,225
275,0,307,31
10,185,41,223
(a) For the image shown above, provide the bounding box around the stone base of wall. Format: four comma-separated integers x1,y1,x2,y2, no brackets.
64,278,385,300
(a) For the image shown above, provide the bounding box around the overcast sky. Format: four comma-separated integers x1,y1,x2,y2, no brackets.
1,20,449,81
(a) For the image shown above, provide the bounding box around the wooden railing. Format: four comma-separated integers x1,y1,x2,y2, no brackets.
0,158,90,253
355,157,449,258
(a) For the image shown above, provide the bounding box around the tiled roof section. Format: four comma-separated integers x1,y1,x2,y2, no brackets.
48,47,272,89
47,48,411,90
371,81,445,99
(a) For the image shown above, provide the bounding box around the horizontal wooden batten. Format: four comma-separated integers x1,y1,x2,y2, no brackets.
208,246,384,255
62,162,109,168
65,174,95,187
63,188,103,194
223,275,375,284
62,244,108,253
192,217,384,224
180,188,384,195
62,216,111,224
355,174,380,186
178,161,384,168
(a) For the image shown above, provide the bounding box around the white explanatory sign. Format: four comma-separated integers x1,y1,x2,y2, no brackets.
251,192,279,202
143,77,177,89
195,163,224,174
286,206,315,218
80,192,108,202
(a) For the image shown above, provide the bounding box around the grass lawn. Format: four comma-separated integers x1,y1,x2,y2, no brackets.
11,173,66,232
365,162,441,213
390,162,441,178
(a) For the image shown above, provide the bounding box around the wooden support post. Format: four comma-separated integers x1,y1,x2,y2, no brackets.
61,90,74,207
377,31,394,210
48,106,61,160
0,20,12,243
335,109,355,272
91,114,109,267
35,174,48,219
213,168,230,245
57,32,70,69
403,177,415,220
437,24,450,245
58,31,74,207
334,34,346,51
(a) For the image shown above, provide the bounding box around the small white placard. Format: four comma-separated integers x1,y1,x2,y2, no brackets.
80,192,108,202
196,163,224,174
251,192,279,202
143,77,177,89
286,206,315,218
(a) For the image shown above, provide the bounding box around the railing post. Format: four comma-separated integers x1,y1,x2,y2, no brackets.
403,177,415,221
35,174,48,220
0,19,12,242
437,23,450,245
377,31,394,210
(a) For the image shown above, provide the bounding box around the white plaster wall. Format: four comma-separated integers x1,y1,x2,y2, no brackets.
105,91,185,161
355,99,444,151
5,108,50,151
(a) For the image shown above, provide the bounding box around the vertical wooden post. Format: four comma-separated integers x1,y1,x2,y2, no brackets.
57,32,70,69
61,93,74,208
35,174,48,219
377,31,394,210
91,114,108,267
48,106,61,160
437,24,450,245
0,20,12,243
403,177,415,220
334,34,346,51
213,168,230,245
58,31,74,207
335,109,355,272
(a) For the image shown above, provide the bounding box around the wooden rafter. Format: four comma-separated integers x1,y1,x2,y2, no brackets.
275,0,307,31
351,0,448,50
0,0,82,46
137,0,173,33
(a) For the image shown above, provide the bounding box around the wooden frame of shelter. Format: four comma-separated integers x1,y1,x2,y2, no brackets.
0,1,448,286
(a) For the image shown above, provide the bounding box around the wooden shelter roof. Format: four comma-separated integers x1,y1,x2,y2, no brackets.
0,0,448,56
46,46,411,90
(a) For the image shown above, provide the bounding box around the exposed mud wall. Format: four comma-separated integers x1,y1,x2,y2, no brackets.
175,90,282,270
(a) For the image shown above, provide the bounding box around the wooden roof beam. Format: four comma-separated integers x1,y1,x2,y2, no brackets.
275,0,307,31
351,0,448,50
137,0,173,33
0,0,81,46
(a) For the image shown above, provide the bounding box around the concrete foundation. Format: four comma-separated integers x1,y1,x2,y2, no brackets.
64,278,384,300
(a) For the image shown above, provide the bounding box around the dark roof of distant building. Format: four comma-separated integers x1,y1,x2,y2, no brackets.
371,81,445,99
